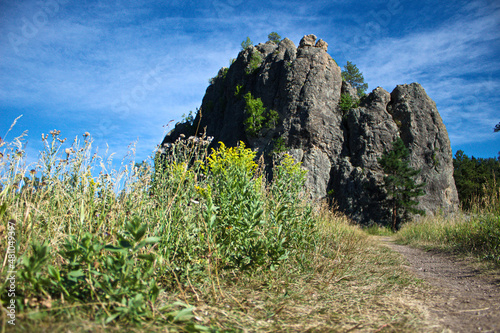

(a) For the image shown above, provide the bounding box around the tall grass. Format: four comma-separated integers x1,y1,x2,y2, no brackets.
396,191,500,264
0,128,323,330
0,126,430,331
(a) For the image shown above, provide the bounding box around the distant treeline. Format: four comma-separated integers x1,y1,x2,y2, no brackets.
453,150,500,209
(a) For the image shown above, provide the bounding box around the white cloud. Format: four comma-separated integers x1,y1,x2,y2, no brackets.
2,0,498,164
355,1,500,147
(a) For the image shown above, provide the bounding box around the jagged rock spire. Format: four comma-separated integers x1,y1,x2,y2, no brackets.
161,35,458,225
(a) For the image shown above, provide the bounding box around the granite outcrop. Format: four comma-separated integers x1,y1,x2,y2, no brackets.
161,34,459,225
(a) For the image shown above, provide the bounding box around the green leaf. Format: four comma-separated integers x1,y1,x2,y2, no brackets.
149,283,160,303
0,203,7,218
252,208,263,221
134,224,148,242
137,254,156,261
104,245,127,253
105,313,120,324
67,269,84,282
248,230,261,238
173,307,195,322
119,240,132,248
47,265,60,282
143,236,161,244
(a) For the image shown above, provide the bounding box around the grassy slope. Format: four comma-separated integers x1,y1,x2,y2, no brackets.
396,203,500,265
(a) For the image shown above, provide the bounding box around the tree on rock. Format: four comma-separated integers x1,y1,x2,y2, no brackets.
378,138,425,231
241,37,253,50
341,61,368,97
268,32,281,44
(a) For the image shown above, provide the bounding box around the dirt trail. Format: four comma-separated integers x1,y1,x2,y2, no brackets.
376,236,500,333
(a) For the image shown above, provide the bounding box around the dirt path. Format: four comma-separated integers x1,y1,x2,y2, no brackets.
376,236,500,333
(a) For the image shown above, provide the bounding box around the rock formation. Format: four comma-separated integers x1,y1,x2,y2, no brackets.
161,34,459,225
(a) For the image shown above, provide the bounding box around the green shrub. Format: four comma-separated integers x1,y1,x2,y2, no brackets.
266,109,279,128
243,92,267,136
339,93,358,114
203,142,270,269
181,110,195,126
246,52,262,75
155,141,312,272
209,67,229,85
271,136,288,155
234,84,244,98
268,32,281,44
241,36,253,50
243,92,280,137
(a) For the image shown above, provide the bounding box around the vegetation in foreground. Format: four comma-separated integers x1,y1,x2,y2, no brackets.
0,125,429,332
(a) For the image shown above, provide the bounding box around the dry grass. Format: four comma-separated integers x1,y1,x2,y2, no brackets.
155,206,431,332
396,204,500,265
4,205,434,332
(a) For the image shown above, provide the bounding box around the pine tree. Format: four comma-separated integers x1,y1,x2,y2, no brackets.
453,150,500,209
341,61,368,97
378,138,425,231
241,37,253,50
267,32,281,44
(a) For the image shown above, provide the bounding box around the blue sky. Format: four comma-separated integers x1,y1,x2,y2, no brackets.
1,0,499,169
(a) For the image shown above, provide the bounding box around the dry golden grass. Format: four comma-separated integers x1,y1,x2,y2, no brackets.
150,205,432,332
4,205,435,333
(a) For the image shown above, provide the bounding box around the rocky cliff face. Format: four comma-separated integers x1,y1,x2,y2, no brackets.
162,34,459,225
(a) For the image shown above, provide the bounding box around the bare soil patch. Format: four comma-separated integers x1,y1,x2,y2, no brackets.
376,236,500,333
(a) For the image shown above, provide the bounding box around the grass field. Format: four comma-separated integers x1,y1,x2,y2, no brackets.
396,194,500,265
0,128,434,331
